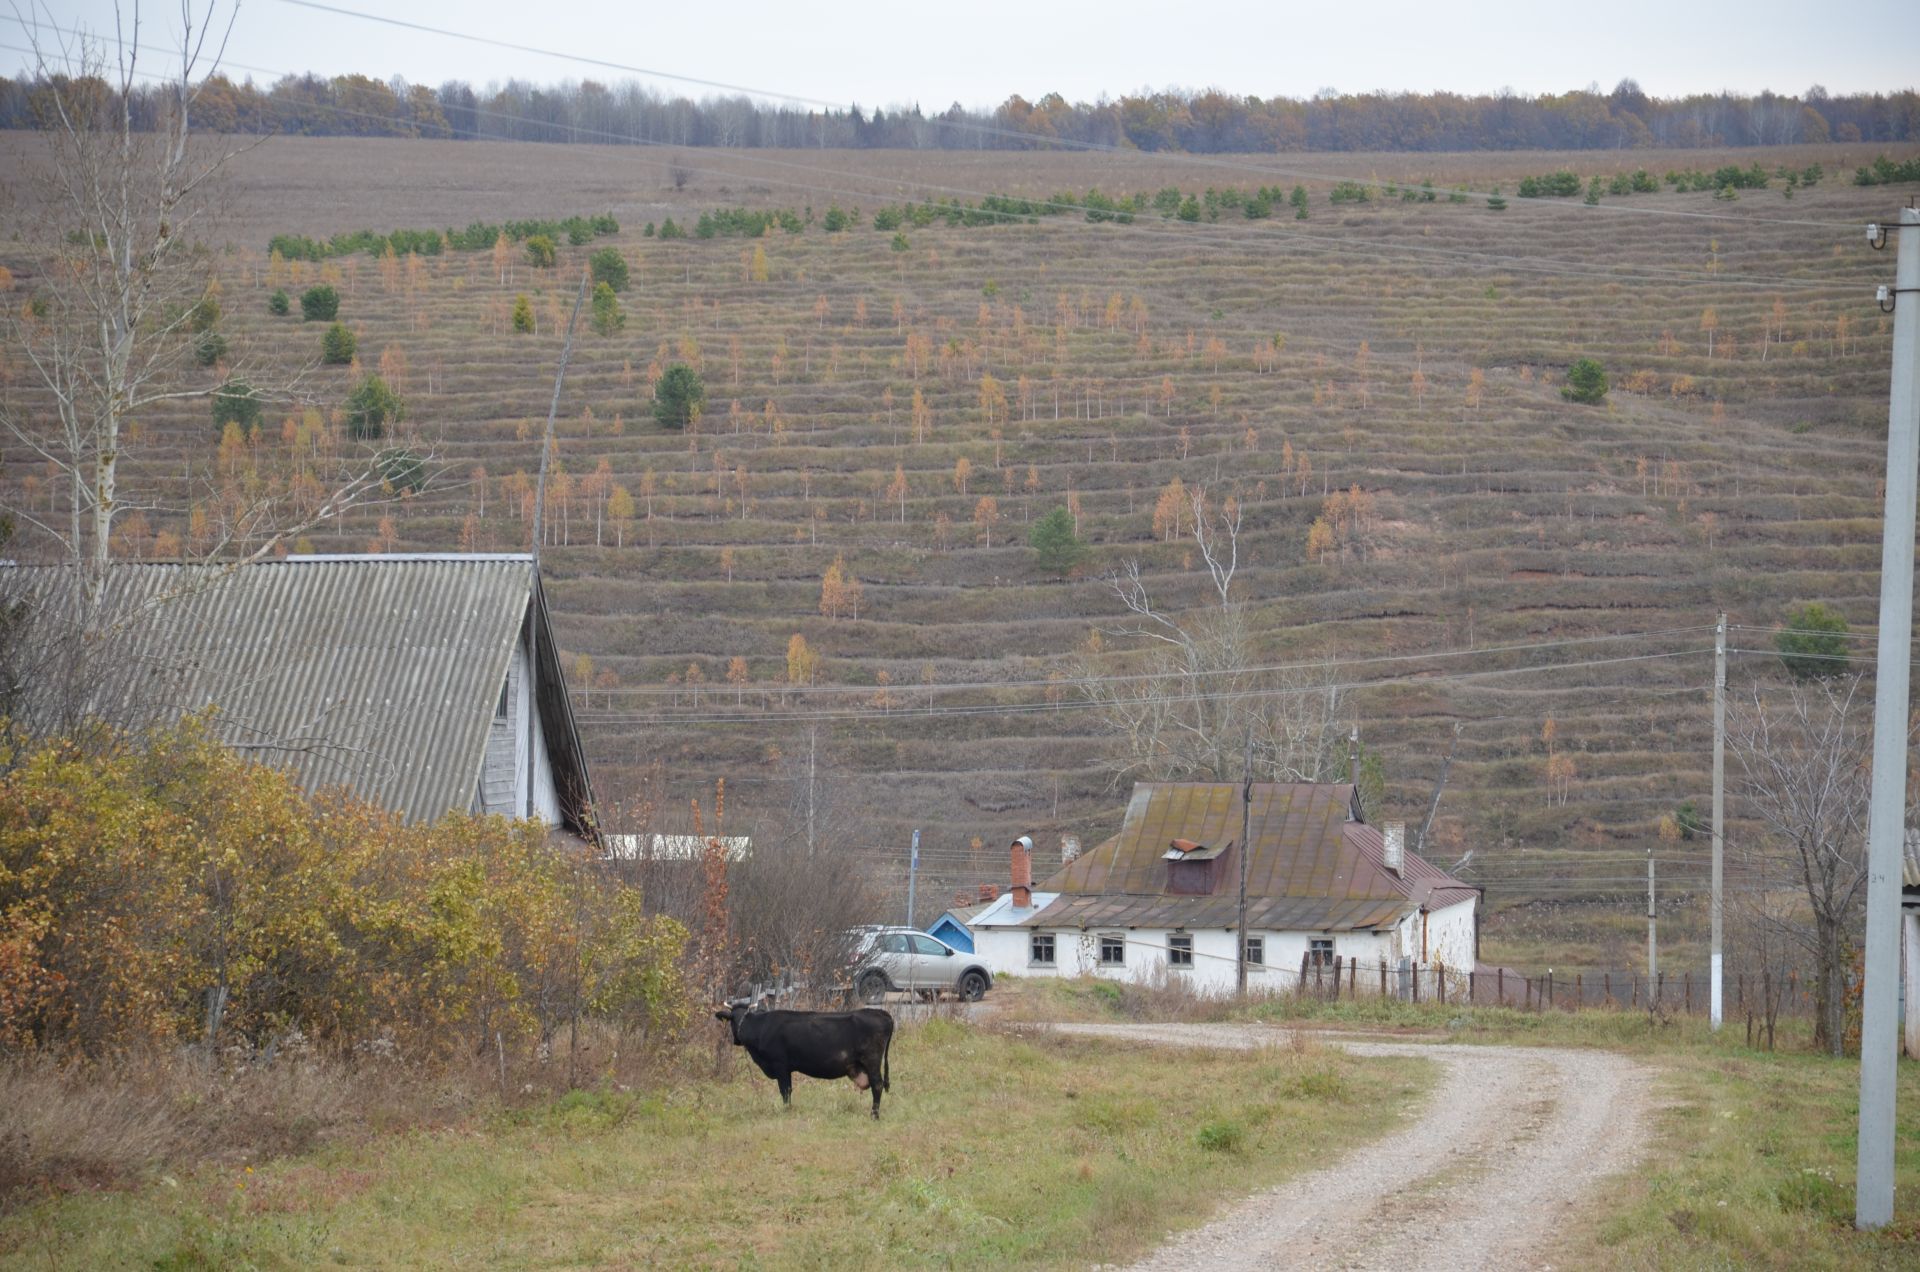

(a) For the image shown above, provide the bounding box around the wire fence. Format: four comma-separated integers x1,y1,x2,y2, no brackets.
1288,955,1815,1021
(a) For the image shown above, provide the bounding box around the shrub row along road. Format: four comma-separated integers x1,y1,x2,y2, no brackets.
1051,1023,1650,1271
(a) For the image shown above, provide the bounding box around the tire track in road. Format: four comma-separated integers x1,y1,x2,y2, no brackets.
1050,1022,1650,1272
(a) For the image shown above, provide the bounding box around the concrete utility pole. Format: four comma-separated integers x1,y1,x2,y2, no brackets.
1237,729,1252,996
1858,205,1920,1232
906,829,919,929
1646,849,1657,987
1711,611,1726,1030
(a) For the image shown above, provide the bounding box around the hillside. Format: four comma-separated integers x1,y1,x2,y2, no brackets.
1,136,1911,948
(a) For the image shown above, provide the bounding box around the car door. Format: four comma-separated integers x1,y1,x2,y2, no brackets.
910,934,955,990
875,932,913,985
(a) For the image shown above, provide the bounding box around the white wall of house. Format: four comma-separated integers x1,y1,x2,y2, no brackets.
976,924,1407,995
1424,897,1477,971
474,636,562,824
973,898,1476,994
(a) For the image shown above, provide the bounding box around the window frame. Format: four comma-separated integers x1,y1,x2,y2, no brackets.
1167,931,1194,970
1308,937,1336,967
1029,932,1056,967
1243,935,1265,967
1097,933,1126,967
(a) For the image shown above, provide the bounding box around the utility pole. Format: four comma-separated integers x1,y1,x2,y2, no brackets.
1646,849,1657,989
906,829,919,930
1711,611,1726,1030
1858,205,1920,1232
1236,729,1252,996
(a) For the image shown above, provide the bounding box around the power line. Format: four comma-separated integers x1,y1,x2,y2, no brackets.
271,0,1858,234
598,624,1714,699
577,646,1710,725
1,23,1857,298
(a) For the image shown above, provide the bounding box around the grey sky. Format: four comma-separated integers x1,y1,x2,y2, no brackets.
10,0,1917,109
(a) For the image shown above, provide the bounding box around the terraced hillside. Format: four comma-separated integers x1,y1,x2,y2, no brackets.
3,136,1911,948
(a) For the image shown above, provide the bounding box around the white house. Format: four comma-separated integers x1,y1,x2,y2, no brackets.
970,781,1478,994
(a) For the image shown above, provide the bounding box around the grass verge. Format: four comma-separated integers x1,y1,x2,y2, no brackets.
1564,1047,1920,1269
0,1018,1429,1269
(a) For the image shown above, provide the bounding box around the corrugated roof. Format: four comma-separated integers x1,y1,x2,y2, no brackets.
9,557,593,830
1035,782,1476,932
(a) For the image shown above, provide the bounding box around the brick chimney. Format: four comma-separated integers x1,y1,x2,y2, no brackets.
1010,834,1034,909
954,890,971,907
1383,822,1405,877
978,883,999,903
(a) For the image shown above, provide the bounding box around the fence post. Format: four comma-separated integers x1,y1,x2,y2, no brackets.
1547,971,1555,1010
1685,971,1692,1014
1412,964,1421,1004
1525,977,1533,1011
1655,971,1665,1013
1575,973,1582,1011
1299,950,1310,995
1469,965,1477,1005
1497,966,1505,1005
1604,971,1612,1006
1348,956,1356,999
1438,965,1447,1005
1630,975,1637,1008
1380,959,1388,999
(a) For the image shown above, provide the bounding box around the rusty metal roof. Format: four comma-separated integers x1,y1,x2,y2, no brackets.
1033,782,1476,932
9,556,594,831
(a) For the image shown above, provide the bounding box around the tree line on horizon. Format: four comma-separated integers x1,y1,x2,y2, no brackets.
3,72,1914,152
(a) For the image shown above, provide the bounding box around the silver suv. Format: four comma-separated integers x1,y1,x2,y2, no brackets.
849,927,993,1002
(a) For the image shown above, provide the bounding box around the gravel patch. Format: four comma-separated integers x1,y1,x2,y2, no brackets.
1050,1022,1650,1272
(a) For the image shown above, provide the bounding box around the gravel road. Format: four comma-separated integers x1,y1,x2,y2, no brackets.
1050,1022,1651,1272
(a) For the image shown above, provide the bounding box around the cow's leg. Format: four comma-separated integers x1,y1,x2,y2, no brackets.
870,1079,882,1119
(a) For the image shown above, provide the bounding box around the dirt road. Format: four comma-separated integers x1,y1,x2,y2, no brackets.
1052,1022,1650,1272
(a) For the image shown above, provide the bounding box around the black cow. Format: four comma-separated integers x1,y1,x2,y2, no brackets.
714,1002,894,1118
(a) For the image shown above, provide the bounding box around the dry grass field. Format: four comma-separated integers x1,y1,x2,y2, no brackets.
3,135,1915,960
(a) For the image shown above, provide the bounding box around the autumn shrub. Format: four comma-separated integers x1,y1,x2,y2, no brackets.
524,234,557,268
0,720,691,1062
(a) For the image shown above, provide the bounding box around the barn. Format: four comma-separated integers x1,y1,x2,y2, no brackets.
968,781,1478,993
6,554,597,835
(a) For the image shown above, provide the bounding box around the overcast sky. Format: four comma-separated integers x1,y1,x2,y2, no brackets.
9,0,1917,109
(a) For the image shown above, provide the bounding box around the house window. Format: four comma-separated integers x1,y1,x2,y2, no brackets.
1098,933,1126,967
1308,938,1336,967
1244,936,1265,967
1168,933,1193,969
1030,933,1056,966
496,677,510,719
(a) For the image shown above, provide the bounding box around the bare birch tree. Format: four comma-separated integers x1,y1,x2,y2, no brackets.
1077,487,1346,786
1,4,391,738
1726,674,1874,1055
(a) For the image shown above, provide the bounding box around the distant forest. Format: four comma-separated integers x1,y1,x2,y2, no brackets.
5,73,1916,151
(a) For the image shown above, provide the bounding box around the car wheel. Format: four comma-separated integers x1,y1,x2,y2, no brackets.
958,970,989,1001
858,971,889,1003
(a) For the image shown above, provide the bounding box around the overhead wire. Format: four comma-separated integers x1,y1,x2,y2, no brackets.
598,623,1714,699
0,17,1874,293
272,0,1859,233
576,645,1712,725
